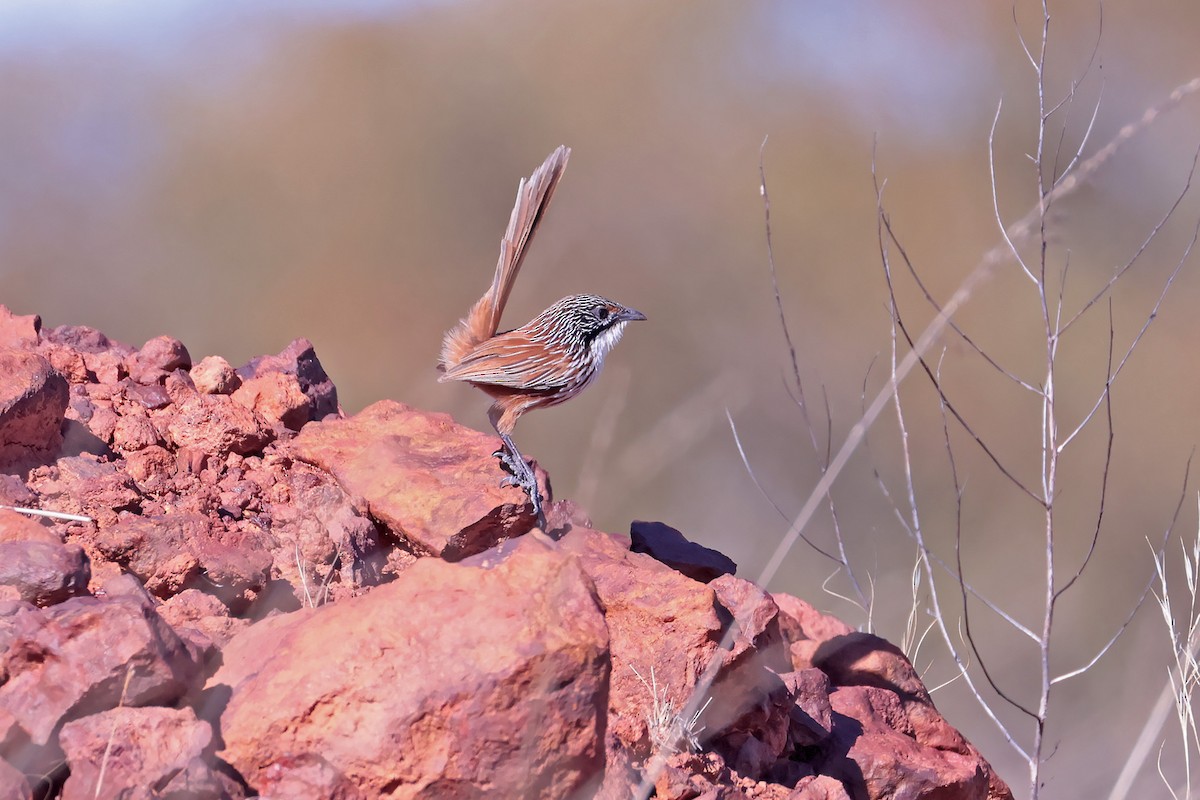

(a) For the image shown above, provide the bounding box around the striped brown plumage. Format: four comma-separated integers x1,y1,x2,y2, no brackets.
438,146,645,524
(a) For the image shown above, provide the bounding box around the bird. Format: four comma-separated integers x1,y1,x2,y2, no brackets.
438,146,646,527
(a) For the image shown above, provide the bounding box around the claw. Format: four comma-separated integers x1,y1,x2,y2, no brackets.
493,434,546,529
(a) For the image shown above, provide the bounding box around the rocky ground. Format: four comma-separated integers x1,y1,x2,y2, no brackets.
0,304,1012,799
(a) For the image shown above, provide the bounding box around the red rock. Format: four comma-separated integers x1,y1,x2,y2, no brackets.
123,445,175,489
158,588,249,649
0,307,39,349
58,706,233,800
112,413,161,452
710,576,789,668
592,746,641,800
84,405,119,445
91,515,200,597
558,534,793,777
0,348,68,469
236,338,337,419
42,325,133,385
289,400,539,559
253,753,368,800
0,509,59,545
162,369,198,404
0,475,35,508
798,631,1011,800
43,343,88,384
812,631,930,700
209,543,608,798
166,393,273,458
123,382,172,411
42,325,120,354
27,455,140,525
774,592,855,671
91,514,271,609
0,594,199,785
232,372,312,431
781,668,833,747
630,520,737,583
774,592,854,646
191,356,240,395
705,576,794,776
0,541,89,606
654,753,738,800
129,336,191,385
789,775,852,800
556,526,723,750
0,311,1015,800
264,462,385,606
825,685,992,800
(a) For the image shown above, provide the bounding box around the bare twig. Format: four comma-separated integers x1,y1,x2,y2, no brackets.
0,505,93,523
756,139,866,609
726,411,842,566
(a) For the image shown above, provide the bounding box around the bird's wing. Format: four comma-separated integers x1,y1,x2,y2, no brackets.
437,330,575,392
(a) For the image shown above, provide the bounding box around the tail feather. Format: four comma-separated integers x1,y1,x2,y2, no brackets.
440,146,571,372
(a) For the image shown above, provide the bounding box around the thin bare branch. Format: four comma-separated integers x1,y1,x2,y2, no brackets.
871,469,1040,642
759,137,815,452
990,99,1040,285
1012,4,1038,71
1055,303,1114,599
939,351,1039,724
891,296,1034,746
1061,146,1200,335
726,410,842,566
1051,567,1155,684
1053,81,1105,189
878,204,1039,392
1046,6,1103,187
890,281,1046,506
0,505,93,523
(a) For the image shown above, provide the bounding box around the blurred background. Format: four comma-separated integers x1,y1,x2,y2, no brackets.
3,0,1199,795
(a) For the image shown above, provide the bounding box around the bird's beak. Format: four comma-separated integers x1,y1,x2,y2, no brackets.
618,306,647,322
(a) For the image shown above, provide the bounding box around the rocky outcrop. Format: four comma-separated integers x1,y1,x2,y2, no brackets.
0,304,1012,799
0,347,68,469
209,543,609,797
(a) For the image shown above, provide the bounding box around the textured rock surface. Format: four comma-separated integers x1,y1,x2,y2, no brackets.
289,400,543,559
0,348,68,469
59,706,235,800
89,513,271,608
0,304,1012,800
129,335,191,385
0,595,198,745
209,544,609,798
236,337,338,419
0,540,90,606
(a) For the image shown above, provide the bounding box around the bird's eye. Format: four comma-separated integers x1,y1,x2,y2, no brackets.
594,305,609,320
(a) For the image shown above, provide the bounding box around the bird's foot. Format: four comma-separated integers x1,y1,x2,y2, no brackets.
493,446,546,529
493,447,525,477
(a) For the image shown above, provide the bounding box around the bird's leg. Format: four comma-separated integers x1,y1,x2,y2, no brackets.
496,433,545,528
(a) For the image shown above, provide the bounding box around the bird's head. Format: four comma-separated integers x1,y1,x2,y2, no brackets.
544,294,646,361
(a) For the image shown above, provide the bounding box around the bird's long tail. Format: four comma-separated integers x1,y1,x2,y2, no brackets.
439,145,571,371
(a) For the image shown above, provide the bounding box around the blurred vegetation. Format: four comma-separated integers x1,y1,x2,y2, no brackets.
2,0,1200,794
